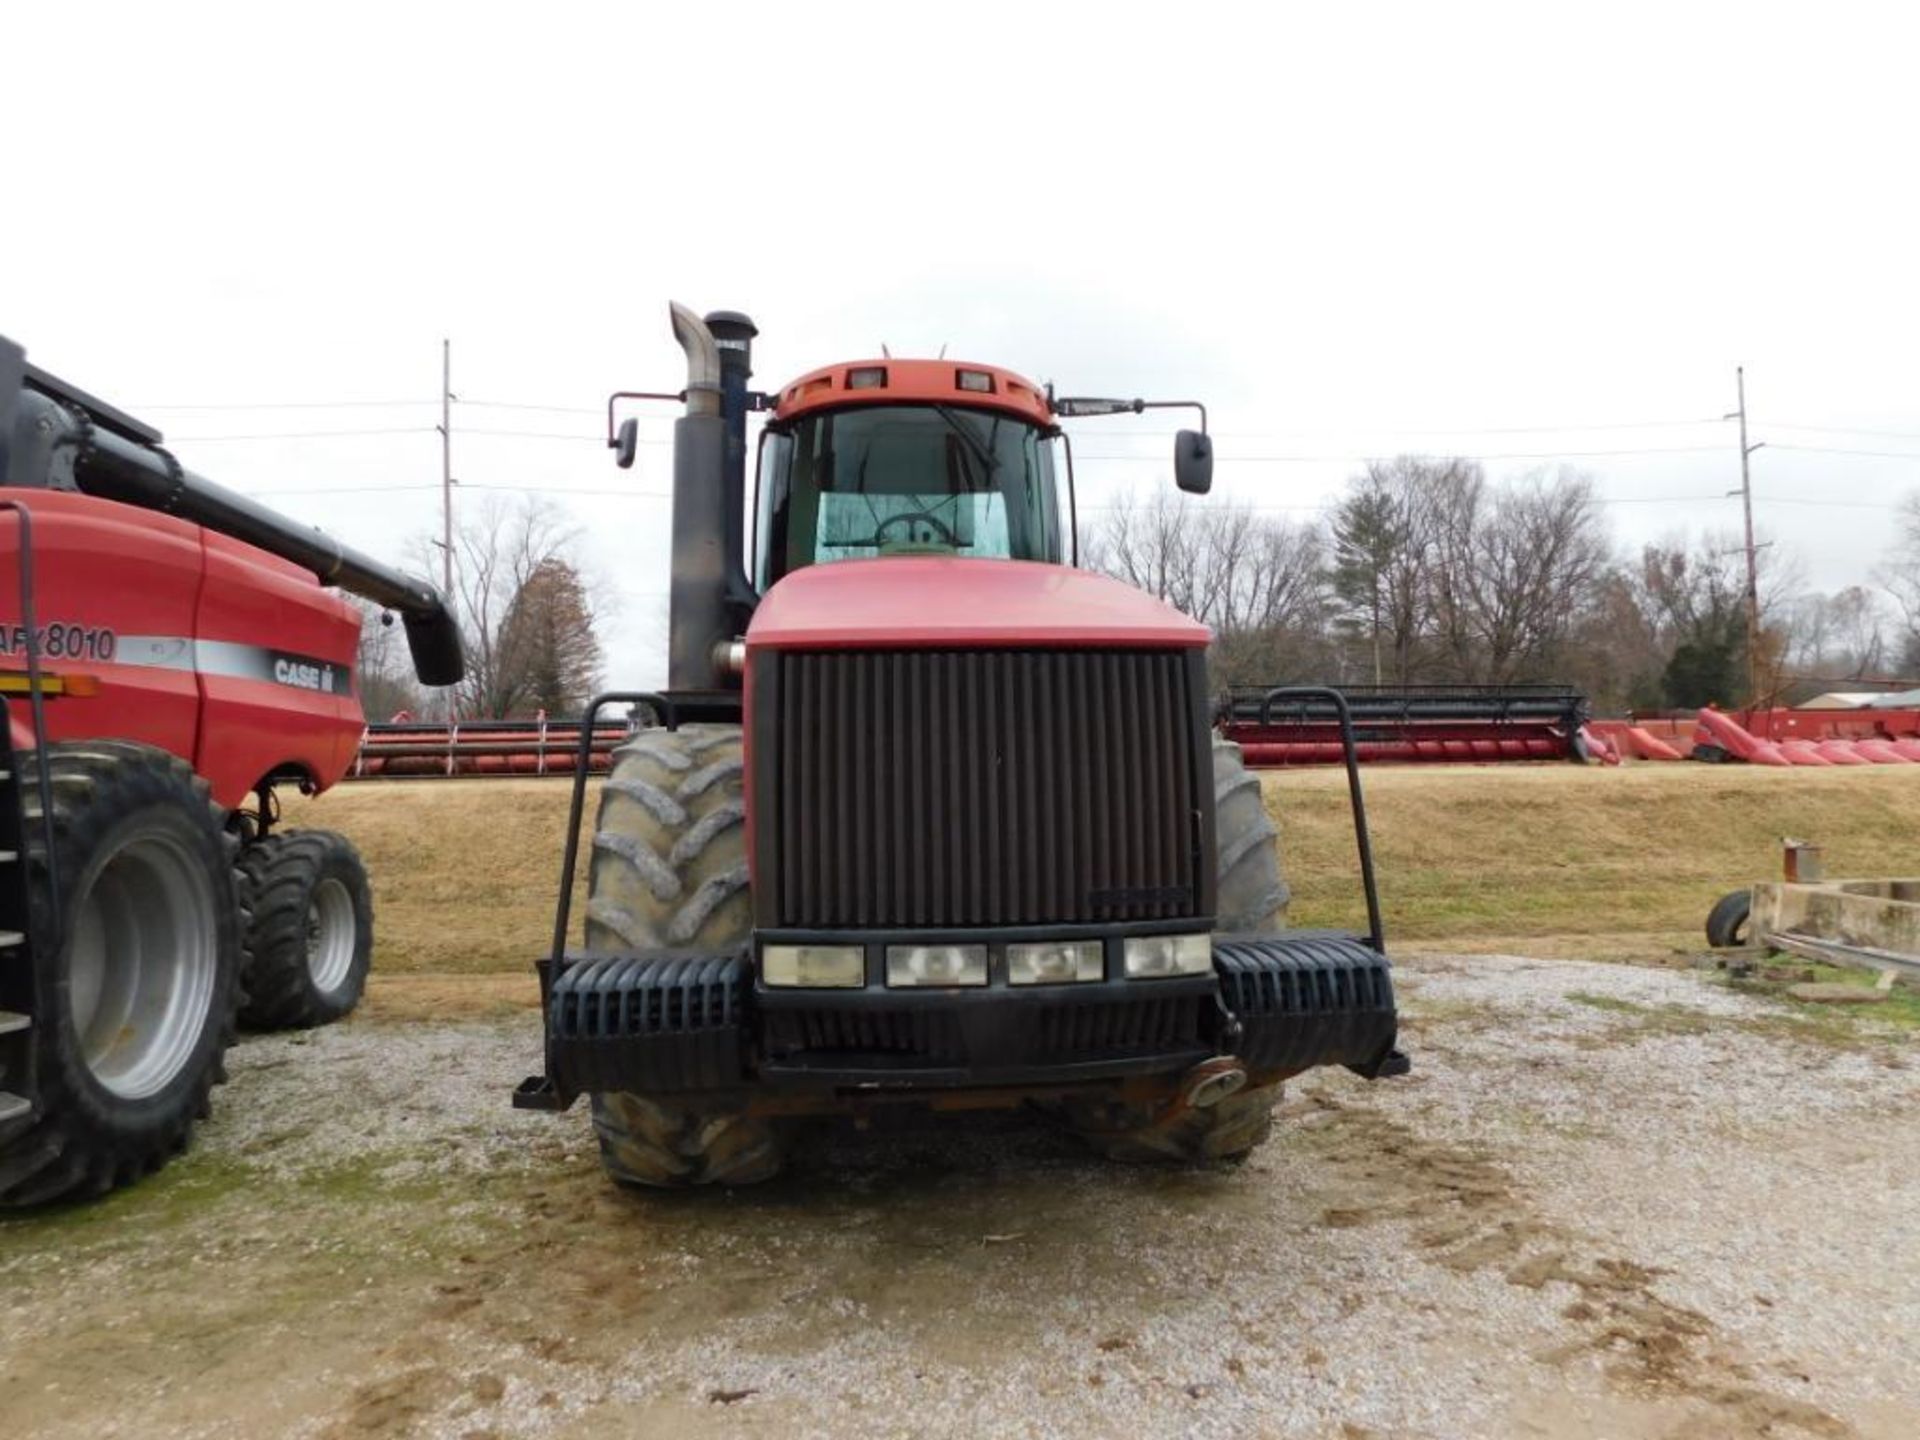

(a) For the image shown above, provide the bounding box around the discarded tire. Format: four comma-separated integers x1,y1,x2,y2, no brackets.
1706,889,1753,949
238,830,374,1029
0,743,241,1207
583,725,780,1187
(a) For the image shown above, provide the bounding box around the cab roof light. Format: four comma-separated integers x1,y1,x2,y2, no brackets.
955,368,995,394
847,366,888,390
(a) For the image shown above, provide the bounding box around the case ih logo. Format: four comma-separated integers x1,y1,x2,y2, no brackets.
273,656,339,693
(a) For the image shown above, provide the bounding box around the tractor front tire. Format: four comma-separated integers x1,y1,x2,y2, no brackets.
0,743,241,1207
1062,1082,1281,1165
583,725,780,1188
1061,737,1291,1166
238,830,374,1029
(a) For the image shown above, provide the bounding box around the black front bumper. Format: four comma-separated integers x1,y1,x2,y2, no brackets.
515,930,1402,1111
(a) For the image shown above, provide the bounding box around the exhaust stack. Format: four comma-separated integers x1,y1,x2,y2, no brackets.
664,303,757,691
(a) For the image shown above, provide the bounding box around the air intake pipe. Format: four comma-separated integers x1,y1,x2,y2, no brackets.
3,341,464,686
664,303,758,691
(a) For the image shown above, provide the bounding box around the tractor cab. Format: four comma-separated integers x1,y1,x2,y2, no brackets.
752,360,1070,586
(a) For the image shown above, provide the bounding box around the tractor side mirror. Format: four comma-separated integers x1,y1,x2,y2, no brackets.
614,417,640,470
1174,429,1213,495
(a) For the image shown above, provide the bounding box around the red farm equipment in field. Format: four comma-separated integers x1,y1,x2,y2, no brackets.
1219,684,1602,766
348,716,637,780
513,304,1406,1190
0,336,462,1205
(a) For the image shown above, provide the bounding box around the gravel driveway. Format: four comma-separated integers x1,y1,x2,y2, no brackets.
2,954,1914,1439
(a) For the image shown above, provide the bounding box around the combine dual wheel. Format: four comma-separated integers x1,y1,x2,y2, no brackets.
238,830,373,1029
0,743,241,1207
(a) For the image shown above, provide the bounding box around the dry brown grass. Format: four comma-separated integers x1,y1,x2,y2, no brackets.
282,763,1920,986
1268,761,1920,956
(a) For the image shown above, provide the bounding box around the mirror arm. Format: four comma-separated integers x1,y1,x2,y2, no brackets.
604,389,687,452
1137,399,1208,435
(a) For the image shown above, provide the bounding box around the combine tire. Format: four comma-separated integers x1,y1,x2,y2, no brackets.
238,830,373,1029
0,743,241,1207
1706,889,1753,948
1061,737,1290,1165
582,725,779,1188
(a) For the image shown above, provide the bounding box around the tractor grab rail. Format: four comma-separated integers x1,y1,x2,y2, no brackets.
548,691,680,968
1260,686,1385,952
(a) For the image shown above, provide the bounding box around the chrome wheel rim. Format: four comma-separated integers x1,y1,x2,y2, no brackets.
68,833,219,1101
306,877,356,993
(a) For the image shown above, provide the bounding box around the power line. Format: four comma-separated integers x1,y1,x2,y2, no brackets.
1769,442,1920,460
1077,444,1730,463
455,398,602,417
139,398,434,412
171,426,437,441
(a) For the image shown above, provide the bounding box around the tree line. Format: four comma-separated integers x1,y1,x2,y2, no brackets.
1087,459,1920,712
355,466,1920,721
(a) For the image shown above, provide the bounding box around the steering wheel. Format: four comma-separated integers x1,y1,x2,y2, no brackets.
873,511,960,548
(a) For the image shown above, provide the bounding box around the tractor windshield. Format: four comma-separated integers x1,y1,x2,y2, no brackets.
754,404,1067,587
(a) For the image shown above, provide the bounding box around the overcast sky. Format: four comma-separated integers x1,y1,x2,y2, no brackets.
7,3,1916,689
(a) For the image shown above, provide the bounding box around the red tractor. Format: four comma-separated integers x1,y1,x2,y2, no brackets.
0,337,462,1205
516,305,1405,1185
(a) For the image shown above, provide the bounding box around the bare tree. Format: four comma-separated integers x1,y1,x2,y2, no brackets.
349,595,426,721
414,495,603,719
1087,490,1327,686
1876,493,1920,673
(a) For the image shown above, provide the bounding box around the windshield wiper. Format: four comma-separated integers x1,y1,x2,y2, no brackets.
932,405,999,484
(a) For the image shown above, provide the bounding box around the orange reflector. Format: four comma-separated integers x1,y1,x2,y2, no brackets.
0,671,98,697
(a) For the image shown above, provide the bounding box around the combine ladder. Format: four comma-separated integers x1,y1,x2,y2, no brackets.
0,703,35,1126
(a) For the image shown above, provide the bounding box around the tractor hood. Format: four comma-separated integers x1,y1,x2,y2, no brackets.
746,557,1210,651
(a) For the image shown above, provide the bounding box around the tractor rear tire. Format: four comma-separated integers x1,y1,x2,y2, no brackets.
582,725,780,1188
1706,889,1753,949
0,743,241,1207
238,830,374,1029
1061,737,1291,1166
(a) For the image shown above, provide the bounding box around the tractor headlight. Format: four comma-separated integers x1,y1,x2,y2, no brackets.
885,944,988,988
1122,933,1214,979
1007,939,1104,986
762,944,865,988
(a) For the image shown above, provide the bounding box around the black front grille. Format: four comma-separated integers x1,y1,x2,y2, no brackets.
761,991,1209,1071
766,649,1203,928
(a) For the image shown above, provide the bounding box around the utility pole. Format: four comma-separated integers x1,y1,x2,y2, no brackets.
439,338,454,599
1726,366,1767,713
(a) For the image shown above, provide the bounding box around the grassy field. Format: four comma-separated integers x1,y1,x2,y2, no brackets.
282,762,1920,984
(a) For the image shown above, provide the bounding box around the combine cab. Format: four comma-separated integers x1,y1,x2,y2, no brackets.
517,305,1407,1186
0,336,462,1204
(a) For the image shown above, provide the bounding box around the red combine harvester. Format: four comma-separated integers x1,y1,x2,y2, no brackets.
514,305,1406,1188
1,336,462,1205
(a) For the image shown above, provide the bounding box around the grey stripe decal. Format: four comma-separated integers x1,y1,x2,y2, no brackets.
118,635,355,696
